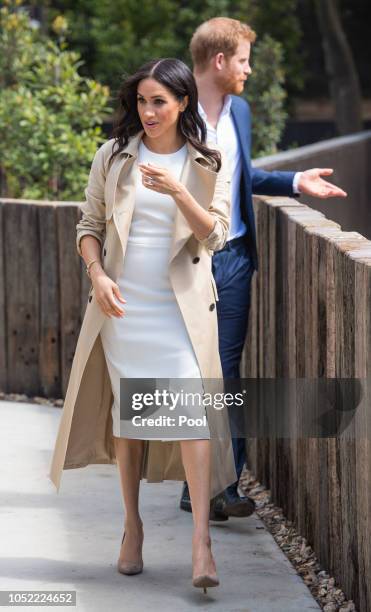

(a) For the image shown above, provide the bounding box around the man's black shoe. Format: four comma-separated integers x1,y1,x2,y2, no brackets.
180,483,228,520
180,482,192,513
209,494,229,521
180,483,254,520
214,489,256,518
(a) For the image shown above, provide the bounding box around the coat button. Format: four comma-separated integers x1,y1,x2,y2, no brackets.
209,303,215,311
192,256,200,264
88,295,92,302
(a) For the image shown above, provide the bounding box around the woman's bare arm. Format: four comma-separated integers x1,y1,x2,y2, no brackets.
80,235,126,318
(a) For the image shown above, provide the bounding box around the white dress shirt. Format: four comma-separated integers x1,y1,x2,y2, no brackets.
198,96,302,242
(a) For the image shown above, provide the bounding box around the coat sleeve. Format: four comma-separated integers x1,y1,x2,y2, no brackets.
198,147,231,253
76,145,107,257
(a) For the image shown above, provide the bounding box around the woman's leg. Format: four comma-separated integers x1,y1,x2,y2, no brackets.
114,436,145,562
179,439,217,578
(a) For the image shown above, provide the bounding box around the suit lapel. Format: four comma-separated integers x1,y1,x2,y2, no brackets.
230,99,250,170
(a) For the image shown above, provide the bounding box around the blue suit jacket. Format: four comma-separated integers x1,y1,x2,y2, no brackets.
230,95,296,271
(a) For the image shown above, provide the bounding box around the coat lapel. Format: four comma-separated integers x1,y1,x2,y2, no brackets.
104,132,143,220
169,141,217,263
104,133,142,269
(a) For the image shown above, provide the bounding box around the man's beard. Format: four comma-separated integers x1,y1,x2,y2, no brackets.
216,69,244,95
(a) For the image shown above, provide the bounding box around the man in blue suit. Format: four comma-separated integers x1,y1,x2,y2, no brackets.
180,17,347,520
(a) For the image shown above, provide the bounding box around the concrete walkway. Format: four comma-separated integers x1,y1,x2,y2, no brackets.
0,400,320,611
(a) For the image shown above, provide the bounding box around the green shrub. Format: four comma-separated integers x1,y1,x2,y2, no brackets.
246,35,288,157
0,0,111,200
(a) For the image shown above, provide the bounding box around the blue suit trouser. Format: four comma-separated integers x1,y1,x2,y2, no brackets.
212,237,254,496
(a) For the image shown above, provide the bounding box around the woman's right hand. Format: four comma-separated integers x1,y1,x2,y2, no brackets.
91,267,126,318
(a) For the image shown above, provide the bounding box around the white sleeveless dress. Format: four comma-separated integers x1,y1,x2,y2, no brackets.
100,141,210,440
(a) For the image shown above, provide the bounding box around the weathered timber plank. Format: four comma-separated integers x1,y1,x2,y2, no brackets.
38,205,60,397
56,205,82,396
4,202,40,394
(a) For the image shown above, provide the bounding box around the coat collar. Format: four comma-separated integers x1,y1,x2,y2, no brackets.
118,130,213,166
105,130,215,215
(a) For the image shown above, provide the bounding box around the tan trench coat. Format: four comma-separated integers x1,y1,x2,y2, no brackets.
49,131,237,499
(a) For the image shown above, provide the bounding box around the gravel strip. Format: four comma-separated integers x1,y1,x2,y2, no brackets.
0,391,64,407
239,467,357,612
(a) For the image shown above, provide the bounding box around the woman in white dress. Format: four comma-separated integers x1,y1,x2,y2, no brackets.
78,58,230,593
100,139,210,441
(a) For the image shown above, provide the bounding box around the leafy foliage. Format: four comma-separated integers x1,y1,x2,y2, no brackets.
47,0,239,95
0,0,111,200
245,35,288,157
47,0,303,96
242,0,304,94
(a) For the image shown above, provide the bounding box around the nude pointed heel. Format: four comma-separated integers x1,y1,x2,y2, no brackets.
192,539,219,594
117,531,144,575
192,573,219,594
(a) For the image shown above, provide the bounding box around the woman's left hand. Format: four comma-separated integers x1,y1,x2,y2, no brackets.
138,163,183,197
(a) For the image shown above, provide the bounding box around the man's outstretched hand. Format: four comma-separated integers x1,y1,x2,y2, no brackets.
298,168,347,199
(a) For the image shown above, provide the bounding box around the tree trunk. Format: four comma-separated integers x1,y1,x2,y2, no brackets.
315,0,362,135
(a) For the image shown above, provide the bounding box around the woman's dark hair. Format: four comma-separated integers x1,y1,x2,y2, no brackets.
109,58,221,171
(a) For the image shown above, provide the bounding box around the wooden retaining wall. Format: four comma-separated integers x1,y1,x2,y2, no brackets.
0,198,89,398
242,195,371,612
